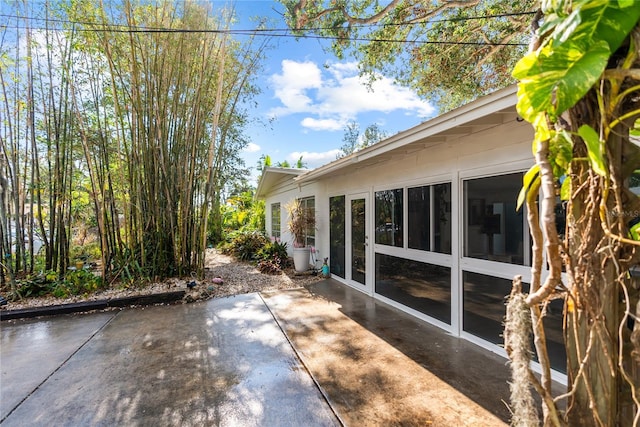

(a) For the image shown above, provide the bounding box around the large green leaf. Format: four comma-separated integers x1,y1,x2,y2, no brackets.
549,129,574,176
552,0,640,53
513,0,640,123
513,39,610,122
578,124,607,176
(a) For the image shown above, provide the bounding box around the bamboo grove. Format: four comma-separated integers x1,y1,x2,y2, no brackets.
0,0,268,291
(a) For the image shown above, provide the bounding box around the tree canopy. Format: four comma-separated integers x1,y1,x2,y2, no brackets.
282,0,536,111
338,120,388,157
0,0,268,287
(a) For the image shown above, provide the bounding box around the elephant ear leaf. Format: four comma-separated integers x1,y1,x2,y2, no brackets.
578,124,607,177
513,39,610,123
513,0,640,123
563,0,640,54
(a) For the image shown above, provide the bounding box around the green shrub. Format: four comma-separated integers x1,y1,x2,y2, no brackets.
257,240,288,262
70,242,101,263
223,230,268,261
255,240,291,273
62,269,103,295
16,270,58,298
16,268,103,299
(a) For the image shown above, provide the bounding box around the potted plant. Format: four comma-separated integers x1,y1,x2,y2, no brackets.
285,198,316,272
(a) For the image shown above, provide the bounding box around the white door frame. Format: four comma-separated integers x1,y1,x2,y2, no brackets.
346,192,373,295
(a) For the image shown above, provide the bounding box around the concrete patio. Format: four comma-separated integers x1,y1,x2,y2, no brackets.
1,279,515,426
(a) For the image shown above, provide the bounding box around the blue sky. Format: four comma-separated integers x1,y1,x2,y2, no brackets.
226,1,436,181
6,0,435,183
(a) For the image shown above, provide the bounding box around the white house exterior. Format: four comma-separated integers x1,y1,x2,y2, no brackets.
256,85,566,379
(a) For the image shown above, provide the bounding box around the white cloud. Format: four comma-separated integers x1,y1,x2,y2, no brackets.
268,60,435,131
327,62,359,79
243,142,261,153
300,117,345,132
269,60,322,115
319,74,435,118
288,149,343,168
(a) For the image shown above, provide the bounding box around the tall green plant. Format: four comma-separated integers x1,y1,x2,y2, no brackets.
285,198,315,248
0,0,268,289
62,0,267,279
506,1,640,425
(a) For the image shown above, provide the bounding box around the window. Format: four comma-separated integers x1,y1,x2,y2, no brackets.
299,196,315,247
271,203,281,239
407,183,452,254
463,271,514,344
464,173,525,265
329,196,346,278
462,271,566,372
375,189,403,247
376,253,451,324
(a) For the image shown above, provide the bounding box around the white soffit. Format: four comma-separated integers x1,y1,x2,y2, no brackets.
255,167,308,199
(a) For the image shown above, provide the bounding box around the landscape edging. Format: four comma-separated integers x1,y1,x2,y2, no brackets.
0,290,187,321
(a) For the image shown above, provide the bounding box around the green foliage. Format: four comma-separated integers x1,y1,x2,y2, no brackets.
219,231,291,273
220,230,269,261
509,0,640,424
339,121,360,156
283,0,535,111
60,269,103,296
514,38,610,122
15,269,103,299
15,271,58,298
513,0,640,198
513,0,640,123
295,156,307,168
257,240,291,274
516,164,540,211
256,154,272,175
257,240,289,262
578,124,607,176
338,121,388,158
221,190,265,236
70,243,102,263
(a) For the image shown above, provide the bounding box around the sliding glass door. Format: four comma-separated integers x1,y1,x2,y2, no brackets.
347,193,369,291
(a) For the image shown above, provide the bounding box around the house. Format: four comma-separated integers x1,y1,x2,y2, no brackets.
256,85,566,379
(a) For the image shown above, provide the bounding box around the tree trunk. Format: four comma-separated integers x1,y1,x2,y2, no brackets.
563,92,637,425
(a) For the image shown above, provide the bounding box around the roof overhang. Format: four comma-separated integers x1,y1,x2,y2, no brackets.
295,85,521,184
255,167,309,199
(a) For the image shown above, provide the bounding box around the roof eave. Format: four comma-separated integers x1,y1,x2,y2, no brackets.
255,167,309,199
295,85,519,184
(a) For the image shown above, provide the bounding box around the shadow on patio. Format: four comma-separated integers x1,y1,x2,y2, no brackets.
261,279,512,426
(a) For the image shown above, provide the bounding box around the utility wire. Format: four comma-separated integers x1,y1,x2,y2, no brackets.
0,10,535,31
0,22,529,46
0,10,537,32
0,9,533,46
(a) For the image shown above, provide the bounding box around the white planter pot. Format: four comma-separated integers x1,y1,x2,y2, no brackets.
292,247,311,272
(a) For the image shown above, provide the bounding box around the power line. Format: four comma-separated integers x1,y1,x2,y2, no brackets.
0,9,533,47
0,22,529,46
0,9,536,33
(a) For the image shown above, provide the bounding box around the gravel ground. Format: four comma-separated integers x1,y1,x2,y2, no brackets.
1,249,324,311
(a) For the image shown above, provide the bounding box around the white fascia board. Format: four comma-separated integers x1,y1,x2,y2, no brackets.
255,167,308,199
